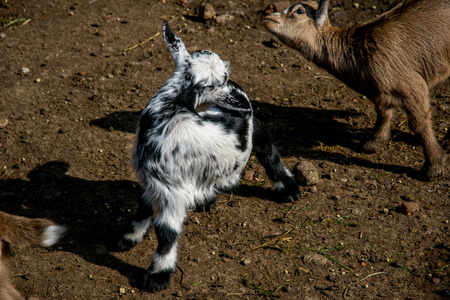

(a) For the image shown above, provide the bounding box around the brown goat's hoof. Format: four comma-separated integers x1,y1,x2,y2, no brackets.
362,140,379,153
422,165,445,180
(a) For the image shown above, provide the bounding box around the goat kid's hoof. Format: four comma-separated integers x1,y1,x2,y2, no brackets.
110,236,139,252
143,269,174,292
194,200,216,212
276,184,301,203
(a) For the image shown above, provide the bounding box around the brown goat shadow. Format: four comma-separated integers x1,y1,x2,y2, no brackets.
91,102,426,178
0,161,145,288
251,102,427,178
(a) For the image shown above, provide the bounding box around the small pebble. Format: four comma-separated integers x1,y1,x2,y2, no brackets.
0,118,8,128
174,291,183,297
326,274,337,282
265,1,290,14
241,258,251,266
303,253,328,266
0,32,6,39
198,3,215,20
19,67,30,74
398,202,419,215
309,186,318,193
243,169,255,181
431,277,442,284
295,160,319,186
216,14,234,25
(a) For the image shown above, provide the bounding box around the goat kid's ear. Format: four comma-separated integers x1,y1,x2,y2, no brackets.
162,21,190,66
315,0,329,28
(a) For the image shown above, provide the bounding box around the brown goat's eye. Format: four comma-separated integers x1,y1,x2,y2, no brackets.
294,8,305,15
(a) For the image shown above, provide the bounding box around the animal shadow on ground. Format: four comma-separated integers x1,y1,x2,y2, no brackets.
91,101,420,178
0,161,145,287
0,160,295,288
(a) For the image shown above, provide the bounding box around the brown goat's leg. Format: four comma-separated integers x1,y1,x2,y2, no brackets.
442,131,450,153
363,104,393,153
405,93,446,179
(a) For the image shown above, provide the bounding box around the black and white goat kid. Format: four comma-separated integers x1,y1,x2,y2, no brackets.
114,21,300,292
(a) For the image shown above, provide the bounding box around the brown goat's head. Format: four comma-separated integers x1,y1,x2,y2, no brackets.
264,1,330,57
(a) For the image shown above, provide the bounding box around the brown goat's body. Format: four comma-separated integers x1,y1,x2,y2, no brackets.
265,0,450,179
0,211,65,300
319,1,450,95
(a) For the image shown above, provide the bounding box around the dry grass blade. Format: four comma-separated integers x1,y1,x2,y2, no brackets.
123,32,160,52
249,217,309,252
343,272,386,299
123,16,179,52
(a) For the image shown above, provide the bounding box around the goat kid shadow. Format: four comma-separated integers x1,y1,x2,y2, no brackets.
91,102,419,177
0,161,288,288
0,161,145,287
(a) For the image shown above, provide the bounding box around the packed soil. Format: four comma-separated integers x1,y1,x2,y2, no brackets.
1,0,449,299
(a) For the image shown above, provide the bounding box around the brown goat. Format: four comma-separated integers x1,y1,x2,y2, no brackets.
0,211,65,300
264,0,450,179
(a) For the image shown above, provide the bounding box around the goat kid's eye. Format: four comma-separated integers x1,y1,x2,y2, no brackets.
294,8,305,15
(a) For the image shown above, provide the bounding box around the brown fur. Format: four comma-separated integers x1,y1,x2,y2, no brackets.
0,211,65,300
264,0,450,179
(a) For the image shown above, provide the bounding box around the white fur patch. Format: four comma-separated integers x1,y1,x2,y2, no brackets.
124,218,153,243
151,244,178,273
273,181,285,190
190,54,229,85
41,225,66,247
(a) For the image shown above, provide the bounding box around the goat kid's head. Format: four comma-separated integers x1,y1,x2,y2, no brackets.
264,0,330,53
163,21,230,87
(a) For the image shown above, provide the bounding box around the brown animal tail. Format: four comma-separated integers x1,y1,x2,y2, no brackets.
0,211,65,249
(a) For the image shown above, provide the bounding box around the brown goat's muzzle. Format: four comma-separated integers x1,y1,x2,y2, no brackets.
263,15,282,32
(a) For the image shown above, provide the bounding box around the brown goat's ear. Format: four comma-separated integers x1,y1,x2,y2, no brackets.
315,0,329,28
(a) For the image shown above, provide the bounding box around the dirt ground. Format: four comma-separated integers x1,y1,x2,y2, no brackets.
1,0,449,299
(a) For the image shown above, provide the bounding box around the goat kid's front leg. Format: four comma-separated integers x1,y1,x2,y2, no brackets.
363,102,394,153
143,205,186,292
114,194,155,252
252,118,300,202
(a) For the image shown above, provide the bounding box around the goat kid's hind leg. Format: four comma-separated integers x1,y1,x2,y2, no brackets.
114,194,155,252
252,118,300,203
143,205,186,292
405,92,446,179
194,195,217,212
363,101,394,153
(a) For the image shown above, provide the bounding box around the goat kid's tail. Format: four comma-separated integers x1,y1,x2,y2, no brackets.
0,210,65,249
